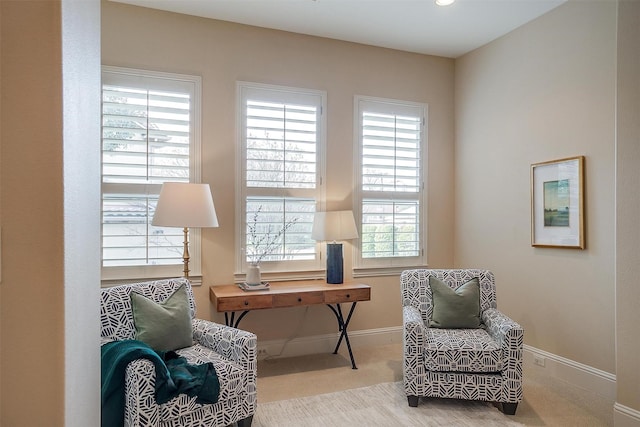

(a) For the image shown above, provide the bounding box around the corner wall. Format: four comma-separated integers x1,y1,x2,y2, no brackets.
61,0,102,424
0,1,101,425
0,2,3,419
1,2,66,424
454,0,617,377
615,1,640,424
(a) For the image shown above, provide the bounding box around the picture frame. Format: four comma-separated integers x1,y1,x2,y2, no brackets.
531,156,585,249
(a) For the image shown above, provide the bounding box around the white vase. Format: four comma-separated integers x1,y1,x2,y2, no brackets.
246,264,262,285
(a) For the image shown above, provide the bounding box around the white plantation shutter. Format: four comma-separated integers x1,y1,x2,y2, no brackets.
101,67,201,279
238,83,326,276
246,197,316,263
246,100,317,189
101,194,186,268
361,199,420,258
362,111,421,193
102,86,190,183
355,96,427,271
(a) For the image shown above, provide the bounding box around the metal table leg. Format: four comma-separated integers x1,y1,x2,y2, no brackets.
326,302,358,369
224,310,250,328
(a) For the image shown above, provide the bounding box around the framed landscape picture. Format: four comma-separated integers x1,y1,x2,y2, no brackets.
531,156,585,249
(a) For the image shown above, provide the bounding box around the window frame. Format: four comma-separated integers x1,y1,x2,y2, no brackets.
101,66,202,282
353,95,428,276
235,82,327,281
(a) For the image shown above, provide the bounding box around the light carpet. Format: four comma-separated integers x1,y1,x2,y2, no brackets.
253,382,524,427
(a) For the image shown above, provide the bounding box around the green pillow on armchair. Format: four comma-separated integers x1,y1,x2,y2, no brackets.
429,276,481,328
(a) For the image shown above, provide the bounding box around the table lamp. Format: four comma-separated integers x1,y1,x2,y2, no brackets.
311,210,359,284
152,182,219,279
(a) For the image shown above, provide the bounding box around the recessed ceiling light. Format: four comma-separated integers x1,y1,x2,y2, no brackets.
435,0,456,6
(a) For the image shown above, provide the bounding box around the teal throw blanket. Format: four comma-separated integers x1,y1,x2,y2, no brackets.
101,339,220,427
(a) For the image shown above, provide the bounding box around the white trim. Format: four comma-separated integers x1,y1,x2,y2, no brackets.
257,326,402,360
353,265,427,278
614,403,640,427
523,344,616,401
101,276,202,288
256,329,618,405
233,270,325,284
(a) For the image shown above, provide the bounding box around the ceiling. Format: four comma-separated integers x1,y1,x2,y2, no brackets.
112,0,566,58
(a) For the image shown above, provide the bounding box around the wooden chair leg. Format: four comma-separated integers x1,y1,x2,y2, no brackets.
407,395,419,407
502,402,518,415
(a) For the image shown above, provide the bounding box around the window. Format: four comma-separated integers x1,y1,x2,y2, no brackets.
354,96,427,273
101,66,201,280
236,82,326,278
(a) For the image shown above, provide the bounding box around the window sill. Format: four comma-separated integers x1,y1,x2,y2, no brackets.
352,265,428,278
233,269,325,284
101,275,202,288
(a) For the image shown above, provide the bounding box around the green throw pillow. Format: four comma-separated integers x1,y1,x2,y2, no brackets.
429,276,481,329
130,284,193,352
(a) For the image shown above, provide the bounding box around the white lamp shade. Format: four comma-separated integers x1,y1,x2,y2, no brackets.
311,210,359,242
152,182,219,228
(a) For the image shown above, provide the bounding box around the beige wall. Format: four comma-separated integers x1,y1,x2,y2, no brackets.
1,1,66,424
0,1,101,425
0,1,3,420
101,1,455,340
454,0,617,375
0,0,634,424
616,0,640,420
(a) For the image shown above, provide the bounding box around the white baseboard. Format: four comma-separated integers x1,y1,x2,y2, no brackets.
257,326,402,360
523,344,616,401
258,327,618,404
614,403,640,427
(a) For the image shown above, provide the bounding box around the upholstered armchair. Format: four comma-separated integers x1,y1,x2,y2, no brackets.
400,269,523,415
101,278,257,427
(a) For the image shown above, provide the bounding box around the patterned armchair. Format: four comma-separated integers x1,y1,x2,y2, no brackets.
101,278,257,426
400,269,523,415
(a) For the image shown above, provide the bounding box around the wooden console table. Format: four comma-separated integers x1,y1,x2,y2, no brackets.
209,280,371,369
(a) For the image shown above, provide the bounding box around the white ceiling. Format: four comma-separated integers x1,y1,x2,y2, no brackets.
112,0,566,58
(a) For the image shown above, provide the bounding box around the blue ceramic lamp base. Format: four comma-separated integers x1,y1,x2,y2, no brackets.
326,242,344,284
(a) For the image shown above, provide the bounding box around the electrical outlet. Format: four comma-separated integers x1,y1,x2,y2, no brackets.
533,355,546,367
258,349,268,357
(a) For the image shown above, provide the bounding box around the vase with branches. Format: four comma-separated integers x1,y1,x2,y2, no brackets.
244,206,298,284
